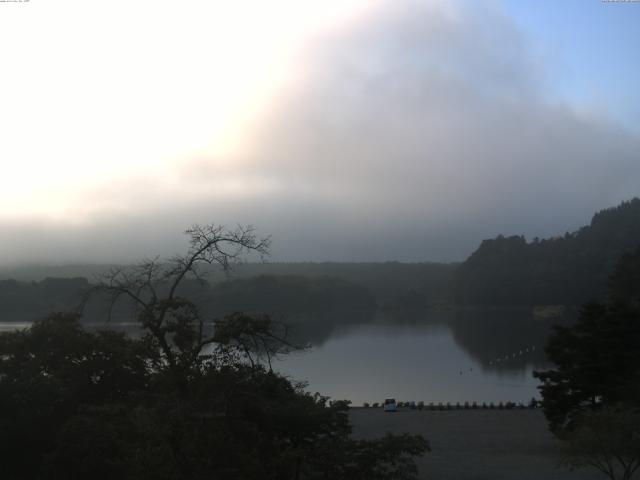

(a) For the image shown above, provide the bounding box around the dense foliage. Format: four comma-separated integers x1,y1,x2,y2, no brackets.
455,198,640,305
0,314,155,479
0,224,428,479
0,313,427,480
534,247,640,433
559,407,640,480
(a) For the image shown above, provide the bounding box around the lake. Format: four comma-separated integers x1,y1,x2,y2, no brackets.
274,308,559,405
0,308,566,406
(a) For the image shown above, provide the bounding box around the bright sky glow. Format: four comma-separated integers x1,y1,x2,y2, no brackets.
0,0,373,221
0,0,638,263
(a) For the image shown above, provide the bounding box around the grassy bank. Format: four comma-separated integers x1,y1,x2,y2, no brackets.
349,408,602,480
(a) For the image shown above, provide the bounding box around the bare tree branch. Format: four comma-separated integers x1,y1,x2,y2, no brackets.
83,223,275,380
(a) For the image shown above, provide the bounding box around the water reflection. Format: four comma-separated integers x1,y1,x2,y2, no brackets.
280,307,566,375
450,308,568,373
268,307,568,404
274,320,545,405
0,307,569,404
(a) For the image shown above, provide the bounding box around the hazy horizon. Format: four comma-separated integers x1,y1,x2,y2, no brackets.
0,195,634,269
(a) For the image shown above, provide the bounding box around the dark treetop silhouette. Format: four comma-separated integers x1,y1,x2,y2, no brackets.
455,198,640,306
0,224,428,480
534,247,640,480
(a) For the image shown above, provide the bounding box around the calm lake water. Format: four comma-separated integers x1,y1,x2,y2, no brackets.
276,320,546,406
0,308,565,406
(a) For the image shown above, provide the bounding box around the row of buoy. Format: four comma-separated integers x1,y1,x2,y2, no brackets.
487,345,537,366
457,345,539,375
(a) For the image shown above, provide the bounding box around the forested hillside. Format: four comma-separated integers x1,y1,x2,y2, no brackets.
214,262,456,306
204,275,375,317
0,262,457,323
455,198,640,305
3,200,638,313
0,277,89,322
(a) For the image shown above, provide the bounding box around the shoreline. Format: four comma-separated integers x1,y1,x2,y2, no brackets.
349,409,601,480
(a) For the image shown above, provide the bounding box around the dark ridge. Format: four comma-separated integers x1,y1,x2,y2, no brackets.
454,198,640,306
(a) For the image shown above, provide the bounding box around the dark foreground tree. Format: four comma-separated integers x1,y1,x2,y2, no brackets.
560,406,640,480
534,302,640,432
534,248,640,433
535,248,640,479
0,314,154,480
0,224,428,480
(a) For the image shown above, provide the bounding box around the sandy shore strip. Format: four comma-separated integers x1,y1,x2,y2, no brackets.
349,408,603,480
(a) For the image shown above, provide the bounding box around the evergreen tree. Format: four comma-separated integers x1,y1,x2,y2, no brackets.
534,247,640,434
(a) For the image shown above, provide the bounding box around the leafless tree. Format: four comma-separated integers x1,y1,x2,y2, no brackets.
83,224,280,374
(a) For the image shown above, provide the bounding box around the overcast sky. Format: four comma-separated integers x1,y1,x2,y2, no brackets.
0,0,638,264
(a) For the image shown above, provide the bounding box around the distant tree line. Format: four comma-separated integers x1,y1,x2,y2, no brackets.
455,198,640,305
203,274,376,317
217,261,457,308
0,277,88,322
0,264,456,324
3,199,638,317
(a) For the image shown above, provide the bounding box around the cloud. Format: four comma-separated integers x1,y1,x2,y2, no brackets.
198,0,639,260
1,0,638,264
